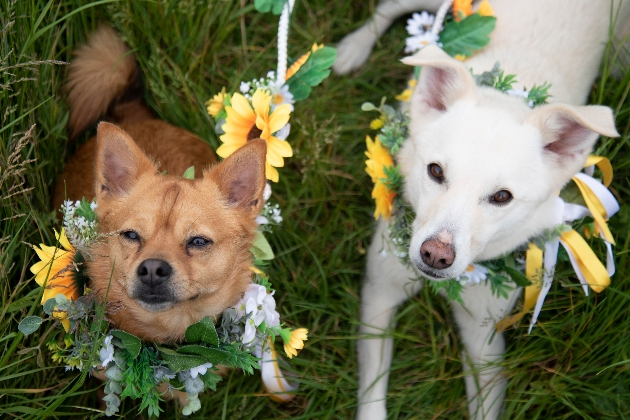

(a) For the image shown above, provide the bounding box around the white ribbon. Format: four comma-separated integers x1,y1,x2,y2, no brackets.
528,169,619,332
254,338,297,402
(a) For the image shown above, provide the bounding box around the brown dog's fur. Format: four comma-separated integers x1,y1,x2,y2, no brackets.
53,26,267,343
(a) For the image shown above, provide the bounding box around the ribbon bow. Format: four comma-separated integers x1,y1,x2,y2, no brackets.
254,338,298,402
497,156,618,332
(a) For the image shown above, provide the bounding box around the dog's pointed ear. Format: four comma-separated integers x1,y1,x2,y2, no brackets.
211,139,267,214
401,45,477,115
526,104,619,185
95,122,157,197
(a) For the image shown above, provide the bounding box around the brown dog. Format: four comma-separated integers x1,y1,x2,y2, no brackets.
53,26,267,343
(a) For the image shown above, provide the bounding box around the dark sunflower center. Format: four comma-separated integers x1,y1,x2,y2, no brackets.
247,126,262,141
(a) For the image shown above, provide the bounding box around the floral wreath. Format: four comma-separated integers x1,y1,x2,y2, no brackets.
364,0,620,332
20,1,336,417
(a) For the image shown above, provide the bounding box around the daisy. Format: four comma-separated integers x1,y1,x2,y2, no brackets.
365,136,395,220
269,81,295,111
283,328,308,359
458,264,489,285
406,11,435,36
217,89,292,182
404,32,439,54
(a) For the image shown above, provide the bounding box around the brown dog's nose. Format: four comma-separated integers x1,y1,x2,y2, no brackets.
420,239,455,269
137,259,172,286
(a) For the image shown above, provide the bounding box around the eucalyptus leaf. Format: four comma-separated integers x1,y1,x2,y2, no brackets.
156,345,207,372
178,345,230,365
440,14,496,58
109,329,142,359
251,231,274,260
18,316,43,336
184,316,219,346
42,298,57,315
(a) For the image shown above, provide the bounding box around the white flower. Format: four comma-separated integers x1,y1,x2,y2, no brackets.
242,317,257,344
274,123,291,141
240,81,251,94
256,215,269,225
406,11,435,36
242,284,281,327
90,201,97,210
269,82,295,111
270,207,283,224
263,183,272,202
405,32,440,53
457,264,489,285
266,70,276,80
506,88,529,99
189,362,213,379
99,335,115,367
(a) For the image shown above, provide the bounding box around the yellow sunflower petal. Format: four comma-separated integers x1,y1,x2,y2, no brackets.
217,141,246,159
55,228,74,252
267,105,291,133
230,93,256,120
267,136,293,158
251,89,271,116
266,163,279,182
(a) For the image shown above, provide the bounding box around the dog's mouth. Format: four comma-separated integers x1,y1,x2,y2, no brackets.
416,265,452,281
133,285,177,312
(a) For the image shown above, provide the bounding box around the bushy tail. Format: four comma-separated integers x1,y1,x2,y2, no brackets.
65,25,152,140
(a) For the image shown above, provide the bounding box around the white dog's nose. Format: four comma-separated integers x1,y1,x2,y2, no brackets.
420,239,455,269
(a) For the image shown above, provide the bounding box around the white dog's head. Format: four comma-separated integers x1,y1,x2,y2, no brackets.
398,46,619,281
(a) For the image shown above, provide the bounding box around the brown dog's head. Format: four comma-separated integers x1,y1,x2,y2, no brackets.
88,122,266,342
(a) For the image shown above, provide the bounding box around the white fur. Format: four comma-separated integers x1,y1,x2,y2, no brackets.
337,1,629,419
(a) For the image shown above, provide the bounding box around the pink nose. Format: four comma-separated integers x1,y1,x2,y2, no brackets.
420,239,455,269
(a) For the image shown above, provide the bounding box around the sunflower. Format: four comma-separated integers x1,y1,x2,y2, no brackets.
365,136,396,220
453,0,473,21
283,328,308,359
30,228,80,332
478,0,495,17
217,89,292,182
206,87,227,118
285,43,324,81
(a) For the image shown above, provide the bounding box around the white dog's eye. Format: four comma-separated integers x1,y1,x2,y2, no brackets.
427,163,444,183
490,190,513,205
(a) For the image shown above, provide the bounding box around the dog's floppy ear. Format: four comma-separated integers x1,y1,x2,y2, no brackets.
211,139,267,214
526,104,619,185
95,122,157,197
401,45,477,115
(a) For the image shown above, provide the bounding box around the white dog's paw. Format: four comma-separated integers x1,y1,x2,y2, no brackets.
333,26,377,75
355,400,387,420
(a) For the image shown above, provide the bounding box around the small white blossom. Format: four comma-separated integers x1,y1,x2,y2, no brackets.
269,82,295,111
405,32,439,53
263,183,272,202
189,362,213,379
240,81,251,94
242,317,258,344
266,70,276,79
256,215,269,225
406,11,435,36
457,264,489,285
99,335,115,367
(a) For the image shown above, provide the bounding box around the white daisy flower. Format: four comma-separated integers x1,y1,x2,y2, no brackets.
404,32,440,53
269,81,295,111
189,362,213,379
457,264,489,285
406,11,435,36
274,123,291,141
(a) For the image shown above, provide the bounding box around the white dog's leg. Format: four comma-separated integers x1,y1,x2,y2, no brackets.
450,285,520,420
357,220,422,420
333,0,444,75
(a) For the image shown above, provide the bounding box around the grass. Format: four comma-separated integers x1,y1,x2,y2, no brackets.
1,0,629,418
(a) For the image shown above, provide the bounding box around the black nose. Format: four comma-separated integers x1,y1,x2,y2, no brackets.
137,259,172,287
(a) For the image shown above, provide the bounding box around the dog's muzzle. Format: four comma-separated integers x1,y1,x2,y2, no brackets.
133,258,176,309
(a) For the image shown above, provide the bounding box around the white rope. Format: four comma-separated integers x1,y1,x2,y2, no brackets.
431,0,453,35
277,0,295,84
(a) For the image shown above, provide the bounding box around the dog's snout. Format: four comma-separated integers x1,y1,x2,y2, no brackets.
137,259,172,286
420,239,455,269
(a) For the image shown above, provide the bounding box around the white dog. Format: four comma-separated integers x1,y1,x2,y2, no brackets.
334,1,630,419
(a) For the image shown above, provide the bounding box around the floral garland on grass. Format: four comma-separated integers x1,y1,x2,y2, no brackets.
20,1,336,417
364,0,619,330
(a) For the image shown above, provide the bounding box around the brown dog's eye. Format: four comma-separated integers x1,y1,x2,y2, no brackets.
428,163,444,183
490,190,512,205
121,230,140,241
187,237,212,248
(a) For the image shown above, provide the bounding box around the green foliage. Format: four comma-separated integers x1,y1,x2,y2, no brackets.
440,14,496,58
182,166,195,179
17,316,42,336
185,316,219,346
474,62,517,92
250,231,275,260
73,197,96,222
286,46,337,100
528,82,552,106
110,329,142,359
429,280,465,305
119,347,163,417
382,164,403,196
254,0,287,15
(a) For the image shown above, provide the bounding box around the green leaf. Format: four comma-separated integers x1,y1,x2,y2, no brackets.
251,231,274,260
156,345,207,372
286,47,337,101
177,345,230,365
18,316,43,336
109,329,142,359
440,14,496,58
183,166,195,179
75,197,96,222
254,0,287,15
504,266,531,287
42,298,57,316
184,316,219,346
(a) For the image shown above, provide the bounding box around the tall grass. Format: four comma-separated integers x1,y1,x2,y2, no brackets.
0,0,629,418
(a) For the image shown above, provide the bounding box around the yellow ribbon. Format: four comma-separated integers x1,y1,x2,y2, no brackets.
496,244,543,332
584,155,613,187
571,175,615,245
560,229,610,293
